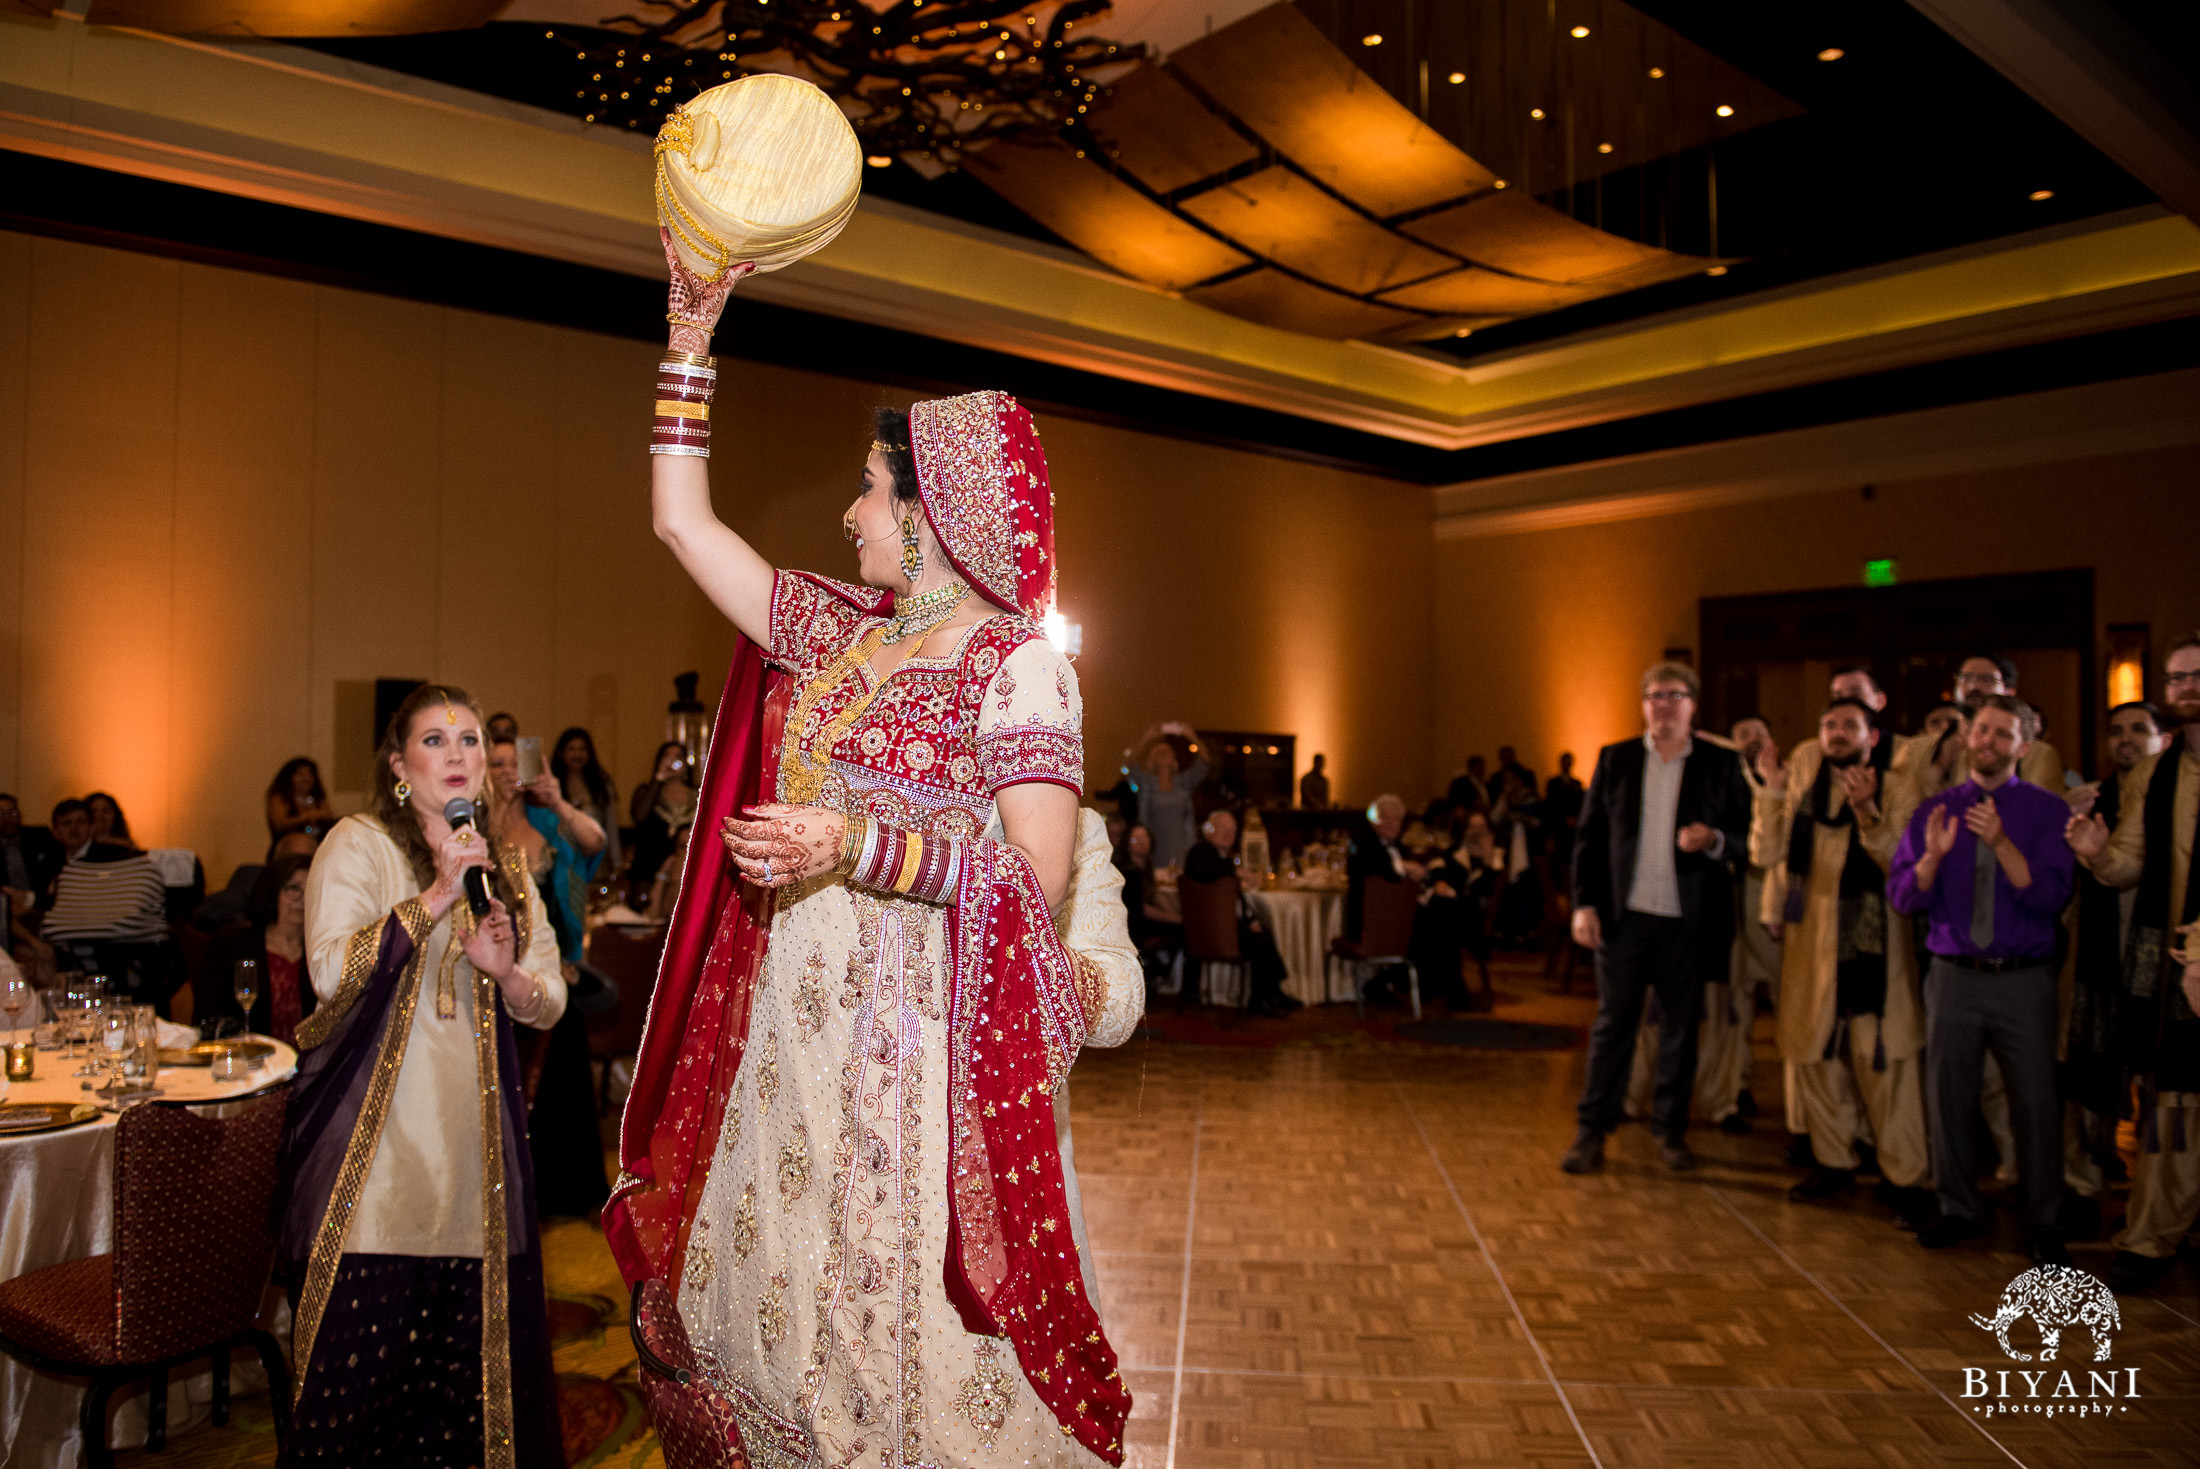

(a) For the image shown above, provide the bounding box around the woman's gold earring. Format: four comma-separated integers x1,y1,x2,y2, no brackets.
900,511,922,581
394,779,411,804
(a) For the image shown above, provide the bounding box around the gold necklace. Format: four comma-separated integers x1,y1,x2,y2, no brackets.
879,581,968,645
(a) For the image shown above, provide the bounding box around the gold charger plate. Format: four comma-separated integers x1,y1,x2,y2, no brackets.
161,1039,276,1067
0,1101,103,1136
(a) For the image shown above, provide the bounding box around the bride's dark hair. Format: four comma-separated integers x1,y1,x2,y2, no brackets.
872,406,920,506
370,682,528,912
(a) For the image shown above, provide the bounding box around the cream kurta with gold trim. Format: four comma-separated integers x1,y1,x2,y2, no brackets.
1750,742,1921,1067
304,814,566,1258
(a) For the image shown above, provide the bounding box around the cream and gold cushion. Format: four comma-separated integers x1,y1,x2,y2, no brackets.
655,74,863,281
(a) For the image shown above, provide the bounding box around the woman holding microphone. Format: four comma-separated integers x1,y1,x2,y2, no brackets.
277,682,567,1468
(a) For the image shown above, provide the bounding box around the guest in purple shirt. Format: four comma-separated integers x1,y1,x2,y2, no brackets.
1887,694,2076,1260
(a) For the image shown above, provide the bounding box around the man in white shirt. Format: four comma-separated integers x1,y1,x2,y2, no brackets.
1562,663,1753,1175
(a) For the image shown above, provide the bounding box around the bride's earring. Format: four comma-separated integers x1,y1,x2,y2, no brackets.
900,511,923,581
394,778,411,804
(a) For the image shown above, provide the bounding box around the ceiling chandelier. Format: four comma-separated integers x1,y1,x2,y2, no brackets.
561,0,1143,167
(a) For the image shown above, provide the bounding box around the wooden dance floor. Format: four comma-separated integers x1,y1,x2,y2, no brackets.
116,964,2199,1469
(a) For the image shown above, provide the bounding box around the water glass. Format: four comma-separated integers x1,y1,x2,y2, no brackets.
98,1006,131,1101
124,1003,158,1080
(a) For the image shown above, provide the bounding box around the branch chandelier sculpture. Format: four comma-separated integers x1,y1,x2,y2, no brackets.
554,0,1144,164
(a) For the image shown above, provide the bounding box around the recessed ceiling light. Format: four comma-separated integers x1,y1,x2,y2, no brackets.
1817,46,1845,61
1447,70,1465,84
1530,107,1545,119
1454,327,1474,338
1570,25,1590,38
1596,142,1613,154
1715,104,1735,117
866,154,893,167
2029,188,2055,201
1647,66,1664,78
1361,32,1382,46
1705,265,1728,276
1492,179,1508,189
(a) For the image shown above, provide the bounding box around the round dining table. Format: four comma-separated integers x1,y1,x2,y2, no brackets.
1246,886,1353,1005
0,1036,298,1469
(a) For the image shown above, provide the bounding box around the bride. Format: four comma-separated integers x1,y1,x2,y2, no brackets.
605,236,1143,1469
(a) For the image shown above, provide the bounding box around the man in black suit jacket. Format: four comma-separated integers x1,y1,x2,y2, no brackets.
1562,663,1752,1174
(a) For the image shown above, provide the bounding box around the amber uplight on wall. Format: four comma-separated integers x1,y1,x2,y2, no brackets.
2106,624,2149,707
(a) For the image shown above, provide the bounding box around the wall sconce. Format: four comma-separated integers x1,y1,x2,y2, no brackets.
2106,623,2148,708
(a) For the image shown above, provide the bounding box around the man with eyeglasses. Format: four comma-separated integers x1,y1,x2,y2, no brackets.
1561,662,1751,1175
2066,631,2200,1292
1889,655,2067,826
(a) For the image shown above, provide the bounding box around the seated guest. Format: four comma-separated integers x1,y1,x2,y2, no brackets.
198,854,316,1046
628,740,697,907
1183,809,1297,1015
194,830,321,931
84,791,138,852
1426,811,1504,1008
0,794,57,975
38,798,131,906
42,801,175,1009
1349,794,1449,1004
265,757,336,844
1113,822,1181,979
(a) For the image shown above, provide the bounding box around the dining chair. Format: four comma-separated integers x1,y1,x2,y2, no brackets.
0,1088,292,1468
1177,875,1248,1008
1329,877,1422,1020
585,923,668,1112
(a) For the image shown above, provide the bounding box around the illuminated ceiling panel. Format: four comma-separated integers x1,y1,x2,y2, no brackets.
1169,4,1496,218
1084,66,1259,195
58,0,504,32
966,140,1252,291
1376,269,1596,316
1404,191,1704,285
1179,166,1458,295
1187,271,1424,339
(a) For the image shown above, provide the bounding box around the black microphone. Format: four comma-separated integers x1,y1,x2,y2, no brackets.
443,797,494,917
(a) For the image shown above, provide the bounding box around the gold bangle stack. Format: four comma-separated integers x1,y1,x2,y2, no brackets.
839,813,871,873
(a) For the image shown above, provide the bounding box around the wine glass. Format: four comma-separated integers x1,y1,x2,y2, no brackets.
232,959,261,1037
0,973,27,1045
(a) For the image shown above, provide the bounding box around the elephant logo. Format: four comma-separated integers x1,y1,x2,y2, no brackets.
1968,1265,2122,1363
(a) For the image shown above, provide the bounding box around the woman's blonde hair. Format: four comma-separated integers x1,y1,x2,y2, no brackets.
370,682,528,911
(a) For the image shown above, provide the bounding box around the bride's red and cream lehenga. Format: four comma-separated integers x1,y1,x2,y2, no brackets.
607,391,1143,1469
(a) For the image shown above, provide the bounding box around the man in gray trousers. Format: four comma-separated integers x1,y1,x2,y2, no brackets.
1886,695,2077,1263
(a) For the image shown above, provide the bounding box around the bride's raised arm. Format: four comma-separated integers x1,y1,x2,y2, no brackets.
649,232,774,646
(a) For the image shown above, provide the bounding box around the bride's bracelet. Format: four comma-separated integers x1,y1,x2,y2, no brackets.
838,815,960,902
650,351,716,458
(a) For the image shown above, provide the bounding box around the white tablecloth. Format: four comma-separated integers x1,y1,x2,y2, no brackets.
1,1038,297,1469
1248,889,1351,1004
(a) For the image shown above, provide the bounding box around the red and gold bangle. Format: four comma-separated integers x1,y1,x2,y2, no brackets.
844,820,961,903
650,355,717,458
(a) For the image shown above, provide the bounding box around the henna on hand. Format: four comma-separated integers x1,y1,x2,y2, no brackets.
660,227,755,352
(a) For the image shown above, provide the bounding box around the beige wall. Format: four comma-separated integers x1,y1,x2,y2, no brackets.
1431,448,2200,789
0,230,1432,884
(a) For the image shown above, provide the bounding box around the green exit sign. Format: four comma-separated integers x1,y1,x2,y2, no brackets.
1863,558,1899,588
